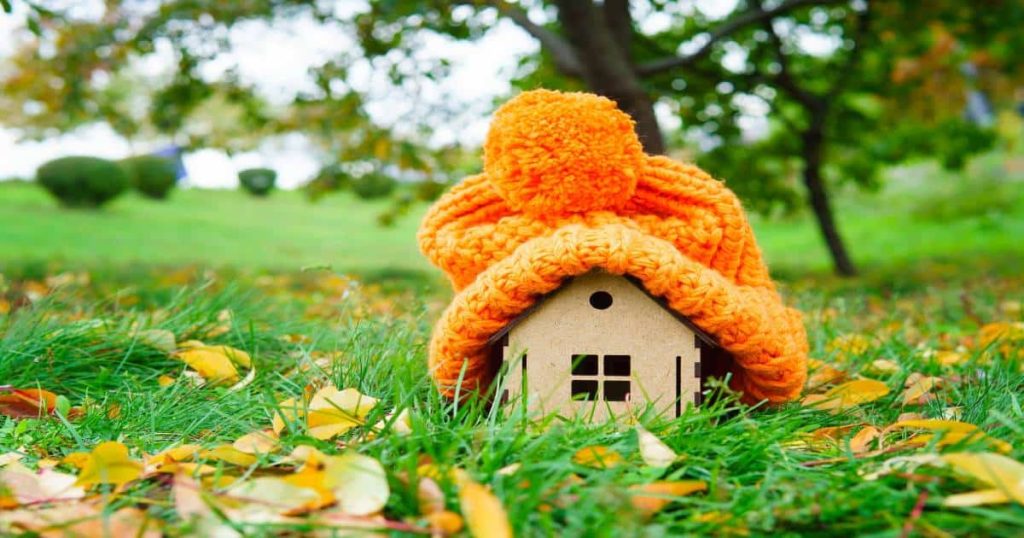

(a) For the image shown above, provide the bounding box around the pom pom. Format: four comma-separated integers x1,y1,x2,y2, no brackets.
483,90,645,215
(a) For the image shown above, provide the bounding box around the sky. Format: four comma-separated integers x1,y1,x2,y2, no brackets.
0,1,755,189
0,3,539,188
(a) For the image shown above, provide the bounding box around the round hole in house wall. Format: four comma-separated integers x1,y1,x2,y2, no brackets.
589,291,613,310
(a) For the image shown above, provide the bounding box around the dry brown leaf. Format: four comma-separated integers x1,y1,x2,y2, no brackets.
0,388,58,418
0,463,85,506
629,481,707,518
459,478,512,538
849,426,880,453
806,358,846,388
636,427,678,468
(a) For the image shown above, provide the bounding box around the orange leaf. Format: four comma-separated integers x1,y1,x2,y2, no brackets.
630,481,707,517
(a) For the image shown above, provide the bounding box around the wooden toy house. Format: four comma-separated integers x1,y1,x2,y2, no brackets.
489,270,732,421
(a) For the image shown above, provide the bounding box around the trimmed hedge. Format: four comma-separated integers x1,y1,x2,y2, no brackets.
351,173,396,200
36,156,129,208
121,155,177,200
238,168,276,197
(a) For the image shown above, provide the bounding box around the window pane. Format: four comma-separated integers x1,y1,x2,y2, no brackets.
571,354,598,375
604,380,631,402
571,380,598,401
604,354,631,376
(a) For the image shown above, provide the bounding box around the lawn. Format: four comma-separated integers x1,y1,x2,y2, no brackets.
1,159,1023,536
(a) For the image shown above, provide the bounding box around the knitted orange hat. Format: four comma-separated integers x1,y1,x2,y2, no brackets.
418,89,808,404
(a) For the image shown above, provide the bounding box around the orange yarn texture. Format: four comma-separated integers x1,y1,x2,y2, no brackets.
418,89,808,404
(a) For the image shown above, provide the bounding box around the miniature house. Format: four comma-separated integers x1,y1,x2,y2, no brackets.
489,271,731,421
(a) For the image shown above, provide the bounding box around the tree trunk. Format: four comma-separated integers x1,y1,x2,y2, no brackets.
554,0,666,154
802,125,857,276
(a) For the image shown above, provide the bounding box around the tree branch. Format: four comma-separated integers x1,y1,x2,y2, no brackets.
825,3,871,100
636,0,845,77
489,0,584,77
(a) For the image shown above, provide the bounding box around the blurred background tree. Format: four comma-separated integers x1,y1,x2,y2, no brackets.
2,0,1022,275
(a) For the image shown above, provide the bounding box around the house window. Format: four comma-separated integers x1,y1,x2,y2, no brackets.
570,354,632,402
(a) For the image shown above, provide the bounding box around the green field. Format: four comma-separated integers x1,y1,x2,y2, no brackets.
2,161,1023,536
2,157,1022,282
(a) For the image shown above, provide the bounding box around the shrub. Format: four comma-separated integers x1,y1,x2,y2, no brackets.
305,164,351,202
238,168,277,197
36,156,129,208
120,155,177,200
351,173,396,200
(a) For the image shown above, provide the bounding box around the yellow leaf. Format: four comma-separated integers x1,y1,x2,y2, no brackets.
941,452,1024,505
322,453,390,516
803,379,889,412
174,348,239,384
272,396,304,435
943,488,1011,507
936,350,966,367
864,359,900,376
459,478,512,538
62,452,91,469
75,441,144,488
637,427,678,468
573,446,623,469
806,359,846,388
426,510,465,534
199,445,259,467
233,430,279,455
629,481,707,518
886,419,977,434
849,426,880,453
902,376,942,405
158,375,175,387
307,386,378,440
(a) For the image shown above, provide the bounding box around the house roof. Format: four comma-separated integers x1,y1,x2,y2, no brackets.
486,271,721,349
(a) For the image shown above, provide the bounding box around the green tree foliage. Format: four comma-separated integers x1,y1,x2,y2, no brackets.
4,1,1022,274
120,155,177,200
238,168,277,197
36,156,129,208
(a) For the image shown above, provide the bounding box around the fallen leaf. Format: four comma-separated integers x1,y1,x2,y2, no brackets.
417,476,446,515
459,478,512,538
322,453,389,516
307,387,378,440
0,388,57,418
0,463,85,505
75,441,144,489
174,347,240,385
138,329,176,353
629,481,707,518
228,476,321,519
936,350,966,367
806,358,846,388
426,510,465,535
802,379,890,412
902,376,942,405
157,375,175,387
943,488,1011,507
941,452,1024,504
199,445,259,467
849,426,880,453
637,427,678,468
573,446,623,469
232,430,279,455
864,359,900,376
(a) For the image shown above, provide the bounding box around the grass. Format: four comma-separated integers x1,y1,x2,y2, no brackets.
1,155,1023,535
2,152,1022,282
1,266,1022,535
